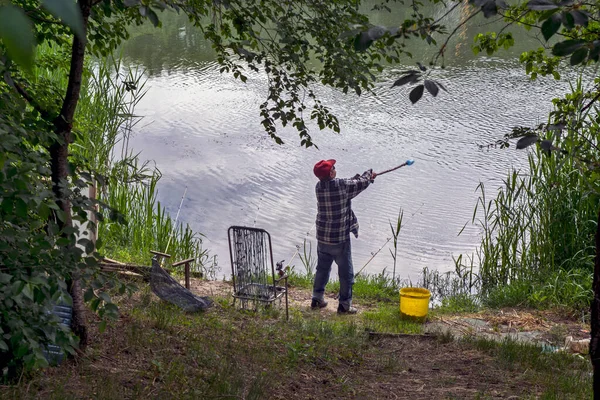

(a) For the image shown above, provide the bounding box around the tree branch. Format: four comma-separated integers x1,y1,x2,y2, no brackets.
581,90,600,114
3,70,53,120
54,1,91,133
433,9,481,66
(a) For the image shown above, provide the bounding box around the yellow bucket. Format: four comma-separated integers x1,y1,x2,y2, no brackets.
399,287,431,321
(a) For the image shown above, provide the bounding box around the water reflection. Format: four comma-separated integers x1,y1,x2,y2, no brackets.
121,2,547,76
120,5,572,279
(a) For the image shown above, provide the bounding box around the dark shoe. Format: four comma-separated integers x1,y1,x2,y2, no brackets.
337,304,358,314
311,298,328,309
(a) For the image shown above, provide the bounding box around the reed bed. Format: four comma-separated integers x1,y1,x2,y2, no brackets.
456,110,599,312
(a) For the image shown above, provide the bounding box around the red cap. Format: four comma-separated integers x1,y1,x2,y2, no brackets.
313,159,336,179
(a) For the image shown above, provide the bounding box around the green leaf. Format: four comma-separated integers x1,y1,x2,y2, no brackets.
353,32,373,52
409,84,424,104
391,73,419,87
98,320,107,333
104,303,119,315
516,135,539,149
15,198,27,218
552,40,585,57
147,8,159,27
562,11,575,30
38,203,50,220
0,5,35,70
0,273,11,284
90,297,101,312
541,14,561,41
1,197,13,214
481,0,498,18
0,340,8,352
22,284,33,300
527,0,559,10
570,47,588,65
589,42,600,62
98,292,111,303
570,10,589,27
84,288,94,302
42,0,85,40
424,80,439,97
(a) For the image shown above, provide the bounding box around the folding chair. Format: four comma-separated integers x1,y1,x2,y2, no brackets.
227,226,288,320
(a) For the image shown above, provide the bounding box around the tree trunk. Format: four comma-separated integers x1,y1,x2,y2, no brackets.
590,208,600,398
50,0,92,347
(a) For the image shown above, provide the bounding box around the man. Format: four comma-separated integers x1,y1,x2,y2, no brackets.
311,159,376,314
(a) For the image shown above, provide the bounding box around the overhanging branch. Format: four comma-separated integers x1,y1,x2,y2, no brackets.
3,70,53,120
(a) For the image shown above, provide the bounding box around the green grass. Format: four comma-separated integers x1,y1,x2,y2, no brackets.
466,336,592,399
455,146,597,313
434,293,481,314
288,260,400,303
362,304,424,334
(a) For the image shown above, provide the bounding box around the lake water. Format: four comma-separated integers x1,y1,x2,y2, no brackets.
121,5,573,280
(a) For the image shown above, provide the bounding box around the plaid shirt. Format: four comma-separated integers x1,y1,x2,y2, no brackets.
315,170,373,244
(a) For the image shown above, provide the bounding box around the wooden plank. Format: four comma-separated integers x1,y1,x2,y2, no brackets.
102,257,126,265
150,250,171,258
172,258,195,267
99,262,150,275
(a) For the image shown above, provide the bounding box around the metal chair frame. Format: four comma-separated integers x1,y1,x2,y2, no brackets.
227,226,288,319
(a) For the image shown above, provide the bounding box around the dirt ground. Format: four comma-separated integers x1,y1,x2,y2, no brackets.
2,278,589,400
275,335,534,400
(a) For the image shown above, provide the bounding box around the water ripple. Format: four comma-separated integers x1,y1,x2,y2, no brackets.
129,59,573,278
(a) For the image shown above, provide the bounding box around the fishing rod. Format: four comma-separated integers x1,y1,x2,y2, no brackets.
355,237,392,278
252,192,264,228
354,201,425,278
163,186,188,263
376,159,414,176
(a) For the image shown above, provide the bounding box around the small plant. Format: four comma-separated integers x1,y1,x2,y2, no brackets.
436,293,480,314
298,239,316,278
362,304,423,334
352,271,399,302
139,285,153,306
437,329,455,344
388,209,404,282
148,302,178,330
483,280,531,309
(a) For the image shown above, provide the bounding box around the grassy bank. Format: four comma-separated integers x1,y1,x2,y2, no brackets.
0,279,591,399
30,43,217,276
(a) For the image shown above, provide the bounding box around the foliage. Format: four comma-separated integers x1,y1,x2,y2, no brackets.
0,0,440,147
458,136,598,311
0,93,75,374
0,91,134,376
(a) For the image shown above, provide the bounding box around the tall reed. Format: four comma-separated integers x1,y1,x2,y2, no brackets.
456,100,598,310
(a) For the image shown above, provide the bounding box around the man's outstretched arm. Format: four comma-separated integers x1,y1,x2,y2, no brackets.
346,169,376,199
